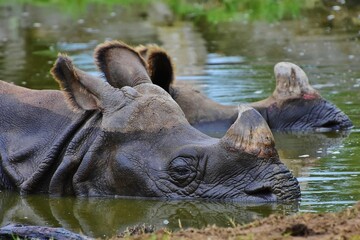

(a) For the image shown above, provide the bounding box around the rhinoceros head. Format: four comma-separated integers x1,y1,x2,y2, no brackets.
263,62,353,131
51,41,300,201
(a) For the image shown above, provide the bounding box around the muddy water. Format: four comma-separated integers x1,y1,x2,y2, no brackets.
0,2,360,238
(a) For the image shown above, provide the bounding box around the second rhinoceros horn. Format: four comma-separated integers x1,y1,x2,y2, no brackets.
273,62,319,100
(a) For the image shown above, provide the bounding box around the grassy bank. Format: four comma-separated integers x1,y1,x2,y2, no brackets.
1,0,307,22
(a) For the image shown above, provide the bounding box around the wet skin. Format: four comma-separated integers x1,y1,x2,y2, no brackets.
0,41,300,202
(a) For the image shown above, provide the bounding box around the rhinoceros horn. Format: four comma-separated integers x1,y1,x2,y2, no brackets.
221,105,277,158
273,62,320,100
94,41,152,88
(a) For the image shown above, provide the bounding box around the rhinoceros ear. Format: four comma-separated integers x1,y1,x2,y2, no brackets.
51,54,127,111
94,40,152,89
221,105,277,159
134,44,149,58
140,45,175,93
273,62,320,100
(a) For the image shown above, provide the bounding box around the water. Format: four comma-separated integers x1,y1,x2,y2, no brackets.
0,1,360,238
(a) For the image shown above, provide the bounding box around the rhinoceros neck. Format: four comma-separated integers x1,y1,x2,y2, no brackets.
19,110,99,195
0,83,100,193
170,85,237,126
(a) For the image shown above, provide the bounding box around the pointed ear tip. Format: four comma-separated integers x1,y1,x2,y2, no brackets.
148,48,173,67
134,44,147,51
151,49,169,57
94,40,131,54
136,43,164,55
50,54,75,83
94,40,139,69
53,53,72,67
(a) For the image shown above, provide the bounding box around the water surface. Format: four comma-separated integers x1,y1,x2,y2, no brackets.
0,2,360,238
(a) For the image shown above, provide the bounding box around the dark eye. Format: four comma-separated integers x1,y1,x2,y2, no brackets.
174,166,192,176
169,157,197,186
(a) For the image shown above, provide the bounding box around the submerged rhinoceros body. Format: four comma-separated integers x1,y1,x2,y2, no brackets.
130,45,352,133
0,41,300,201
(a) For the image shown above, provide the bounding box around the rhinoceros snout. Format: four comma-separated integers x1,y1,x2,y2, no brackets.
313,101,353,132
244,171,300,202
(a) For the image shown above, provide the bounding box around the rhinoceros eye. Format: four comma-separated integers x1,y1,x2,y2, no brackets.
169,157,197,187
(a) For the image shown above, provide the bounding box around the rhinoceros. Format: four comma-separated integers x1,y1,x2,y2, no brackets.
0,41,300,201
111,45,351,133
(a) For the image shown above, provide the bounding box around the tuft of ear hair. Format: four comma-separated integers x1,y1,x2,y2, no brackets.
51,53,99,111
135,44,149,59
51,54,80,110
135,44,175,93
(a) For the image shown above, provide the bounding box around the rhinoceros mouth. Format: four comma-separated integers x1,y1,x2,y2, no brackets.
315,120,353,132
243,173,301,202
244,182,277,202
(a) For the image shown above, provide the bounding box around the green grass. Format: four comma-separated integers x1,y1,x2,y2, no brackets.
0,0,152,17
0,0,304,23
164,0,303,23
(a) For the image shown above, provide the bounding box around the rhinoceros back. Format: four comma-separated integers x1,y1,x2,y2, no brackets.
0,81,96,193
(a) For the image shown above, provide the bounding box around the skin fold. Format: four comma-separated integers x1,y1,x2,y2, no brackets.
0,41,300,202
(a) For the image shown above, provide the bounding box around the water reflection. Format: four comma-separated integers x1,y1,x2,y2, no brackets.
274,131,350,160
0,3,161,89
0,192,298,238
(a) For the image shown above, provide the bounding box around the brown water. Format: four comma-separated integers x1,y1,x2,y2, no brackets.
0,1,360,238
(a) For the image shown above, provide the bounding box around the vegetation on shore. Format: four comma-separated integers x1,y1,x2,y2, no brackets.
2,0,304,22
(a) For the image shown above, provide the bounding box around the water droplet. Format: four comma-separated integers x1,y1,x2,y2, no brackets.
299,154,310,158
163,220,169,225
332,5,341,11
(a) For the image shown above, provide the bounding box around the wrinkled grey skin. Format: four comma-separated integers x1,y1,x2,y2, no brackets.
131,45,353,133
0,41,300,202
